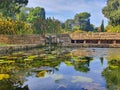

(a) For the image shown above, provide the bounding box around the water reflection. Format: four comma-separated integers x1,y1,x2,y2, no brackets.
102,48,120,90
0,48,119,90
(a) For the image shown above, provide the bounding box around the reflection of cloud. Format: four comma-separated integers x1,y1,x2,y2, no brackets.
57,84,67,90
51,74,63,81
71,76,93,83
27,0,108,26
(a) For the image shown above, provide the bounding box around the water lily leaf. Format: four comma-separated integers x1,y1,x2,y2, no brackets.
36,70,46,77
24,59,33,61
71,76,93,83
0,60,15,64
27,55,37,59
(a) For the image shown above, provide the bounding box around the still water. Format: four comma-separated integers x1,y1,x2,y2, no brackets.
0,48,120,90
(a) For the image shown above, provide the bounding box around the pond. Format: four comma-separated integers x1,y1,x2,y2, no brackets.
0,48,120,90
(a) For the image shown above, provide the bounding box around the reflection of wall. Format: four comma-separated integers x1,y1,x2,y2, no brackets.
71,50,93,56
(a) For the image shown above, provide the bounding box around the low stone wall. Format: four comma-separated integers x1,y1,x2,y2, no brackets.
0,35,45,44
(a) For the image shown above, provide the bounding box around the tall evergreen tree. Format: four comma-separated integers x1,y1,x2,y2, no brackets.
100,20,105,32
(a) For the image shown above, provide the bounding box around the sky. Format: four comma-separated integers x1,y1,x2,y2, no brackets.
27,0,108,27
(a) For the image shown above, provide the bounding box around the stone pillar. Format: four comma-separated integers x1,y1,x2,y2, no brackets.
83,40,86,44
98,40,101,44
113,40,116,45
75,40,77,43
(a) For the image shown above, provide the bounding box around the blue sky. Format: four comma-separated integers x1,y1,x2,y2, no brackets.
27,0,108,27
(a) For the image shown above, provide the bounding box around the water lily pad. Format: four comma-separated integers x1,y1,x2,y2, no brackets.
0,60,4,62
36,70,46,77
27,55,37,59
109,65,119,69
0,56,9,59
0,60,15,64
24,59,33,61
47,54,56,59
71,76,93,83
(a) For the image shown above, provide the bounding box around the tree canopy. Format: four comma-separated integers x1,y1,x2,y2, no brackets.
75,12,91,21
102,0,120,26
64,12,94,32
0,0,28,18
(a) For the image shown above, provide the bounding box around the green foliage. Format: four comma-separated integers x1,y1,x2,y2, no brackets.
65,19,74,30
46,17,62,34
106,25,120,32
72,26,80,30
64,12,94,32
102,0,120,26
18,7,61,34
75,12,91,21
0,0,28,19
16,7,30,21
32,17,46,34
0,14,33,35
102,67,120,90
74,12,93,31
27,7,45,23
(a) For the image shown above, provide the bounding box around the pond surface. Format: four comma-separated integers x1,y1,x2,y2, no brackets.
0,48,120,90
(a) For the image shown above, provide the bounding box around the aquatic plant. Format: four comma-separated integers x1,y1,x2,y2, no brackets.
36,70,46,77
0,74,10,80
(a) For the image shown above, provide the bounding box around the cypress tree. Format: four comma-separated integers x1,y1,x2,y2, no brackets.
100,20,105,32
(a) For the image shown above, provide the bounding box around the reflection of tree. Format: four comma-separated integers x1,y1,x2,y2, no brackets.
0,80,14,90
102,67,120,90
0,49,93,89
100,57,104,65
102,56,120,90
73,60,90,72
102,49,120,89
0,79,29,90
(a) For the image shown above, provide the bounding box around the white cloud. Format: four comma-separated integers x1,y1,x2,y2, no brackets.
27,0,108,26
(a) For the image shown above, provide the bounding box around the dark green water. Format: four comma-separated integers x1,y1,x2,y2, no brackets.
0,48,120,90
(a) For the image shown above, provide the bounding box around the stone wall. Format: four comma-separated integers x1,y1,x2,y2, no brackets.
0,35,45,45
